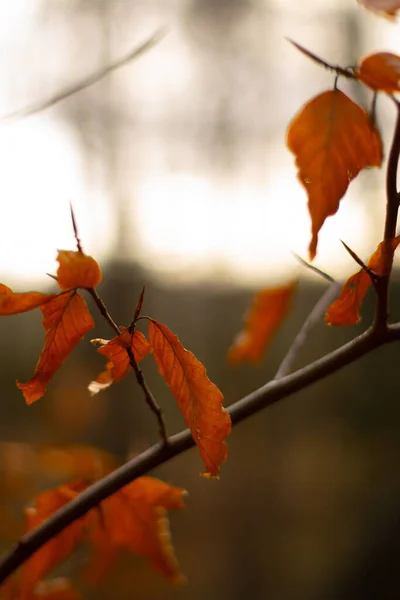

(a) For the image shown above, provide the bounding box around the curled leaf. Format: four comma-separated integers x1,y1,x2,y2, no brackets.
88,327,152,395
287,90,382,259
228,281,297,364
325,237,400,325
357,52,400,91
148,320,231,478
56,251,102,290
0,285,56,316
17,292,94,404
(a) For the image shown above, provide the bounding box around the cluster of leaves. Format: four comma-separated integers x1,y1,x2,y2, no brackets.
1,1,400,598
229,45,400,363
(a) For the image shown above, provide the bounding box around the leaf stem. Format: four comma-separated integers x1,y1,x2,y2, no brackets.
1,322,400,585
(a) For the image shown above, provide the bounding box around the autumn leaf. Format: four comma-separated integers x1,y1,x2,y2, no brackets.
88,327,152,395
56,250,102,290
21,483,87,599
17,291,94,404
38,445,116,483
287,90,382,259
357,52,400,91
85,477,186,584
228,281,297,364
148,319,231,478
1,577,80,600
357,0,400,17
325,237,400,325
0,285,56,316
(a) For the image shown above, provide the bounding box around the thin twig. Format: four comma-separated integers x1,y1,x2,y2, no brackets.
88,288,169,444
340,240,378,281
275,281,342,379
88,288,120,337
70,203,83,254
292,252,335,283
0,29,166,125
0,322,399,585
287,39,356,80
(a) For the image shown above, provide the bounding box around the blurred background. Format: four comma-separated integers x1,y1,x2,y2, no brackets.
0,0,400,598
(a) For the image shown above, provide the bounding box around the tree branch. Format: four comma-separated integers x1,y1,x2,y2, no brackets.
1,323,400,585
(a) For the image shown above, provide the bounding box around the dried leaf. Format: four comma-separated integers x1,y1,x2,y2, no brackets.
148,319,231,477
358,52,400,91
85,477,186,584
325,237,400,325
17,292,94,404
21,483,86,599
38,445,116,483
357,0,400,17
0,285,56,316
287,90,382,259
31,578,81,600
88,327,152,395
228,281,297,364
56,251,102,290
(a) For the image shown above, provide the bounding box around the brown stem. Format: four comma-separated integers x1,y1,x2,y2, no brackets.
1,322,400,585
374,101,400,331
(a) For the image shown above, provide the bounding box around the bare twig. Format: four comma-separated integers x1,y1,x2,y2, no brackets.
70,204,83,254
287,40,356,80
340,240,378,281
0,29,166,125
292,252,335,283
275,281,342,379
88,288,120,337
1,322,400,584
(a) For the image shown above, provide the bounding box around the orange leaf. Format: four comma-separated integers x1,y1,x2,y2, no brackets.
88,327,152,395
357,0,400,17
17,292,94,404
228,281,297,364
148,320,231,477
358,52,400,91
85,477,186,584
287,90,382,259
0,285,56,316
21,483,86,599
56,251,102,290
325,237,400,325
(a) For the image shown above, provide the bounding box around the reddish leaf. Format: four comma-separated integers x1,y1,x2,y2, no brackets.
287,90,382,259
357,52,400,91
21,483,86,599
56,250,102,290
88,327,152,395
38,445,116,483
148,320,231,477
17,292,94,404
0,577,79,600
228,281,297,364
325,237,400,325
0,285,56,316
357,0,400,17
85,477,186,584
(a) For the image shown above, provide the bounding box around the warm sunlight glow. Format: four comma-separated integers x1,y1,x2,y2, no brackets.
0,116,116,286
